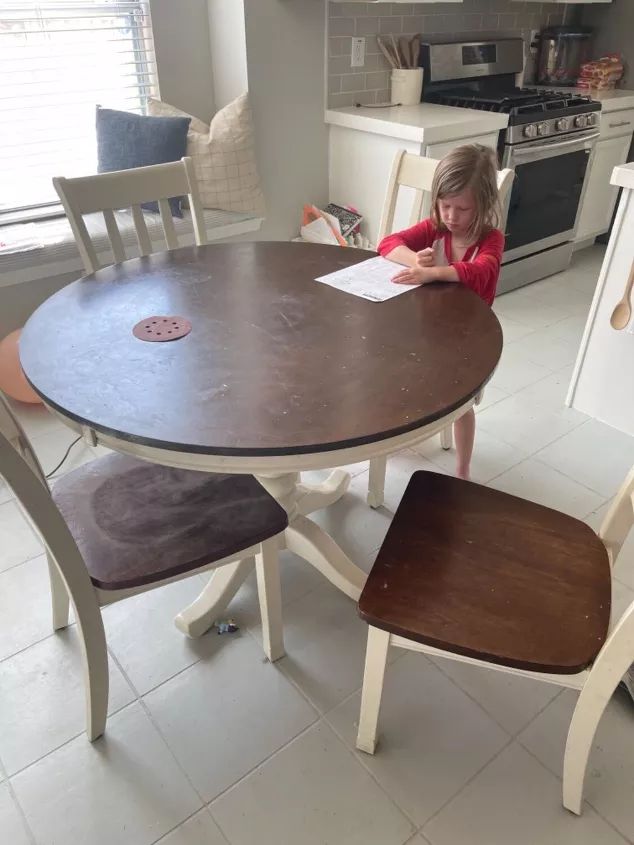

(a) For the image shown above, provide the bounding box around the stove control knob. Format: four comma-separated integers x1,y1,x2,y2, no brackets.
523,124,538,139
555,118,569,132
575,114,588,129
537,122,550,136
587,113,598,126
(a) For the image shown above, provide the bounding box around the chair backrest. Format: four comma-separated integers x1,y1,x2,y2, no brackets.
53,157,207,275
0,392,98,607
599,464,634,567
377,149,515,242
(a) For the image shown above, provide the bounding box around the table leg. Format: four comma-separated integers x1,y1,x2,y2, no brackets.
296,468,351,515
175,470,365,637
174,556,255,638
258,472,365,601
285,514,365,601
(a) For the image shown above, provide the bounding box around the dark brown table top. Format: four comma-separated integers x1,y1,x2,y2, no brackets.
20,242,502,457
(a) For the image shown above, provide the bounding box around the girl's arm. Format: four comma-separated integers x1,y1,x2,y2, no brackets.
452,229,505,305
377,219,437,265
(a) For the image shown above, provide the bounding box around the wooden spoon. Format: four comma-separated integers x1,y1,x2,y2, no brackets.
410,34,421,68
399,36,411,68
610,260,634,330
390,34,403,68
376,36,398,69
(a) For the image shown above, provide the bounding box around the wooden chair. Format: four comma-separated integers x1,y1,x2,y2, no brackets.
367,150,515,508
356,468,634,815
53,157,207,274
0,392,287,741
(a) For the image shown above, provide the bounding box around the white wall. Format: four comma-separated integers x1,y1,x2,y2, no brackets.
208,0,248,110
242,0,329,240
150,0,215,121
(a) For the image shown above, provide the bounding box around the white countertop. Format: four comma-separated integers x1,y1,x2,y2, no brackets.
325,103,509,145
536,86,634,113
611,161,634,191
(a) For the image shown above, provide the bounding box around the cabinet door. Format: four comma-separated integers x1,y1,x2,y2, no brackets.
575,135,632,243
425,133,499,161
420,133,499,218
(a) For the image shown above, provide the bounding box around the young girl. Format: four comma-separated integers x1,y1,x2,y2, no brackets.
378,144,504,481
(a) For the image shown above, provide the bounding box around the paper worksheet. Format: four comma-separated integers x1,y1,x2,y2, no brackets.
315,256,421,302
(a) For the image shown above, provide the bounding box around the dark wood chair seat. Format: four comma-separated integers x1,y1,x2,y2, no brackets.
359,471,611,674
52,453,288,591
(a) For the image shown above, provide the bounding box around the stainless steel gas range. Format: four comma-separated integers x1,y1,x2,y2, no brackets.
421,38,601,293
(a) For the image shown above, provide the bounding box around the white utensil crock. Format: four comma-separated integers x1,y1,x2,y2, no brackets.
390,68,424,106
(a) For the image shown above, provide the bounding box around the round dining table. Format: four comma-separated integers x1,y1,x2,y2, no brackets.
20,241,502,637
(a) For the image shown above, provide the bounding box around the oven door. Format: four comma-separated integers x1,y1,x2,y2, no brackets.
502,131,599,262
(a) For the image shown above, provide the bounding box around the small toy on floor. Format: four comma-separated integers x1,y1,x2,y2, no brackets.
216,619,239,635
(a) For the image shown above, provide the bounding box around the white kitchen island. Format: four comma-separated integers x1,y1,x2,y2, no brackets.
568,162,634,436
326,103,508,247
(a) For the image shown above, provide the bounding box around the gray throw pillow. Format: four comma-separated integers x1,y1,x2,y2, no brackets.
96,107,191,217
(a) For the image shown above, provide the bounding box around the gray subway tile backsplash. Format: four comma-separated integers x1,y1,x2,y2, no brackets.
327,1,573,109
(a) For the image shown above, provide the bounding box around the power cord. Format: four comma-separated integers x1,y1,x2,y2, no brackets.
45,436,82,479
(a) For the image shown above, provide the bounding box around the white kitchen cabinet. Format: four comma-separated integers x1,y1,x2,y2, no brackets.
326,103,507,246
425,134,498,161
575,108,634,245
330,1,461,4
514,1,611,5
568,162,634,435
575,135,631,243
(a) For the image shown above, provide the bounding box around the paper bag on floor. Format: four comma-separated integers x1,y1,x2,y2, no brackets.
300,204,348,246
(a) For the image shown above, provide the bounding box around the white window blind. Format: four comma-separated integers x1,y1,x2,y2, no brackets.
0,1,157,216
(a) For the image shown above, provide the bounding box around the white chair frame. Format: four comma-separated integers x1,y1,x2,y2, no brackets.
367,149,515,508
0,394,284,741
356,465,634,815
53,156,207,275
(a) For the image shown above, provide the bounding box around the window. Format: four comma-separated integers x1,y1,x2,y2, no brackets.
0,1,157,217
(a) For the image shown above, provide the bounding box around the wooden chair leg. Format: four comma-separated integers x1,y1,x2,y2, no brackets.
356,626,390,754
367,456,387,509
563,634,634,814
440,426,453,451
47,552,70,631
256,536,284,662
75,604,109,741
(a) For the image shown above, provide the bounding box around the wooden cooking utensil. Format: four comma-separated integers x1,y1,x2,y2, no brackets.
377,36,398,69
610,259,634,330
399,36,411,68
411,34,421,68
390,34,403,68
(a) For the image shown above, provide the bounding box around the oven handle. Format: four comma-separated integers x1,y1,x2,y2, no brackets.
510,132,600,162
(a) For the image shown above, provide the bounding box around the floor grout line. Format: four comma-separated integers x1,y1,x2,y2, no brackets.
517,734,634,844
419,735,517,835
318,716,420,835
2,775,39,845
0,548,46,580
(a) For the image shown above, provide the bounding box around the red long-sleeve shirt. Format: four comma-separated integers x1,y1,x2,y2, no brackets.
377,219,505,306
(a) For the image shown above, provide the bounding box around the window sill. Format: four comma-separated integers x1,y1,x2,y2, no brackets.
0,205,65,227
0,208,264,288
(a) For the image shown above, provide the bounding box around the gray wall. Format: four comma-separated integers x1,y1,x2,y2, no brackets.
583,0,634,87
150,0,215,121
328,1,578,108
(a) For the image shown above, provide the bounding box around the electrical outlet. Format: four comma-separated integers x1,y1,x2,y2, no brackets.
351,37,365,68
529,29,540,53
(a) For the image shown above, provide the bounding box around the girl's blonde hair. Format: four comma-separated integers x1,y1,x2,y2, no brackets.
431,144,500,242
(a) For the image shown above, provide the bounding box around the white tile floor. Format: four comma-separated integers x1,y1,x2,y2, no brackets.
2,244,634,845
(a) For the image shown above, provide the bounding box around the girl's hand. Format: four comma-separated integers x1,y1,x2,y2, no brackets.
391,266,432,285
415,247,435,268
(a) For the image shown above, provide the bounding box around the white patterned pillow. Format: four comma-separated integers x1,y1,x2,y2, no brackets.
148,93,265,216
